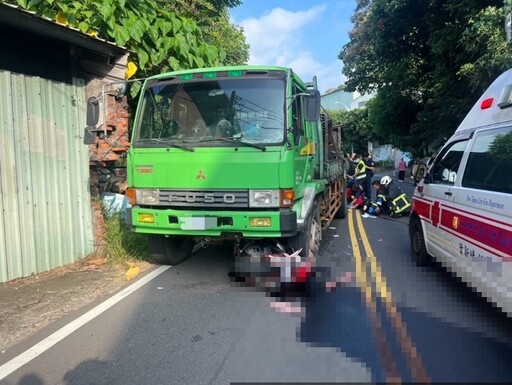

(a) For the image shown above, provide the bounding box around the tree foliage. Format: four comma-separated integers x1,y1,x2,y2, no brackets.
325,107,381,155
200,9,249,66
6,0,231,79
340,0,512,156
160,1,249,65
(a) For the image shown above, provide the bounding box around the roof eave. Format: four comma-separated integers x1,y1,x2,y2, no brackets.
0,3,129,58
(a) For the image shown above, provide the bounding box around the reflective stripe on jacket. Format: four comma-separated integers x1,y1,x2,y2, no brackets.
390,193,411,214
355,160,367,180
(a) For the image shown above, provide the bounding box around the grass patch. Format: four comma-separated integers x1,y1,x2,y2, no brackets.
102,212,151,267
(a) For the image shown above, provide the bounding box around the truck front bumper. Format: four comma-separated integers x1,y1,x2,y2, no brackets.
126,207,298,238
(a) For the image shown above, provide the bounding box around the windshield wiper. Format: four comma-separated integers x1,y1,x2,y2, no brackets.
198,136,266,151
134,138,195,152
168,143,195,152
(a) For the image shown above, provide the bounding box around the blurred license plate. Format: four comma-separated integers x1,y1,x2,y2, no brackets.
180,217,217,230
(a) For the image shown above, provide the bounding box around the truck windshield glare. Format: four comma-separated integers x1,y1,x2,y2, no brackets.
133,78,285,147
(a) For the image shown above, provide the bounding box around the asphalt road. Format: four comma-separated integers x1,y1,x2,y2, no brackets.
1,177,511,384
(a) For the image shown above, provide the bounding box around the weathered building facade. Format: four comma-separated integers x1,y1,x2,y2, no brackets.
0,3,129,282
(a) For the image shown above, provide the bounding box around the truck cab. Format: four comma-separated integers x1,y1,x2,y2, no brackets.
118,66,345,264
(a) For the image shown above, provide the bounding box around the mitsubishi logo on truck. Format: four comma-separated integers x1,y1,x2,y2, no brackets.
196,170,206,179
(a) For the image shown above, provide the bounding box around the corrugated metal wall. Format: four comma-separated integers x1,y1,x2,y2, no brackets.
0,71,93,283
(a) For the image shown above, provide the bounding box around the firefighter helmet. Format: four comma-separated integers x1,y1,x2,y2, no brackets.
380,176,392,186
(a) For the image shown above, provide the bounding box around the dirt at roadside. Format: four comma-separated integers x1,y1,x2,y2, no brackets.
0,257,152,353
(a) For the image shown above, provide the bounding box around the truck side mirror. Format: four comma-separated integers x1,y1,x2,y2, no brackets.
86,97,100,127
304,90,320,121
83,128,96,145
116,82,128,98
84,97,100,145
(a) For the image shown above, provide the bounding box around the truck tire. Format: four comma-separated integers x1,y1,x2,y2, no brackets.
335,188,347,219
288,200,321,258
410,219,431,266
148,235,195,265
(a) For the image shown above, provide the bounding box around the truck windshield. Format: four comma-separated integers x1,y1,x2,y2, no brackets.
133,78,285,148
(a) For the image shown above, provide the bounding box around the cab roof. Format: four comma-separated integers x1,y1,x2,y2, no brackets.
457,68,512,133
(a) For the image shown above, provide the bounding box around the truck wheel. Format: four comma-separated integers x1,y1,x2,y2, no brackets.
148,235,195,265
410,219,431,266
288,201,321,258
335,188,347,219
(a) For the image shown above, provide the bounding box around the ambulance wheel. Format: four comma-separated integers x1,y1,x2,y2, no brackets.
288,200,321,258
410,219,431,266
148,235,195,265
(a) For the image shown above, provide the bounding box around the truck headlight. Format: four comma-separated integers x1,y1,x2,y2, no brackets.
135,189,160,205
249,190,280,207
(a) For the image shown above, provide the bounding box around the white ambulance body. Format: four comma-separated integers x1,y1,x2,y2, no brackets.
409,69,512,316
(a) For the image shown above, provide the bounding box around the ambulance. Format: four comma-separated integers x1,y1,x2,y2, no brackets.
409,69,512,316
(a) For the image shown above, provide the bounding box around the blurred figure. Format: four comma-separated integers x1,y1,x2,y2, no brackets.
398,157,406,182
363,151,375,199
347,181,365,210
229,242,353,314
411,158,427,186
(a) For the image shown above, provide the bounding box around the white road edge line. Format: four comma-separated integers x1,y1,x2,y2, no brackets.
0,265,171,380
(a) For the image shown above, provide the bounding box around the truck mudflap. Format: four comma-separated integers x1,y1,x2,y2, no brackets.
126,207,298,237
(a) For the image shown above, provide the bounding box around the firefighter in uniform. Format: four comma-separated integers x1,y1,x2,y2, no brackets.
365,176,411,217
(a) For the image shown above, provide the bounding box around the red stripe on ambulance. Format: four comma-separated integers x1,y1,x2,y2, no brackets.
440,208,512,259
411,198,432,224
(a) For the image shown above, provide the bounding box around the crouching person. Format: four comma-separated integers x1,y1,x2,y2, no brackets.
347,181,366,209
373,176,411,217
362,179,388,216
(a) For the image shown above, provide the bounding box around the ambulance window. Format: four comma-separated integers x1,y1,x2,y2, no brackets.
431,140,468,185
462,127,512,194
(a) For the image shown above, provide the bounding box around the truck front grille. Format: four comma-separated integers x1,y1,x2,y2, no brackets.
158,189,249,208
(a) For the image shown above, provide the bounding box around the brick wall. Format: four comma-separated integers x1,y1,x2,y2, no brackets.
88,93,130,255
88,93,130,163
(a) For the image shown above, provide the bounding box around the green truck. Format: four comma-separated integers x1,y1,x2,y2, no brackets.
86,65,347,264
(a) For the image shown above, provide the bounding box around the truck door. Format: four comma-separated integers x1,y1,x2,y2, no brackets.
291,88,314,195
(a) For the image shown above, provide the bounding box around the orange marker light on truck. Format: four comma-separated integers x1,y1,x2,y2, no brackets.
280,189,295,208
125,188,137,205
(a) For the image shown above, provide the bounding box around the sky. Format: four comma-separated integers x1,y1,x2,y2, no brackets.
229,0,356,94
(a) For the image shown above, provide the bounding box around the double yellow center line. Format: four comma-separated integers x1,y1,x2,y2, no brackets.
348,209,431,383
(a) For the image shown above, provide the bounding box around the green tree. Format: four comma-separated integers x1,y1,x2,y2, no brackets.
160,0,249,65
340,0,511,155
325,107,381,155
201,9,249,65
